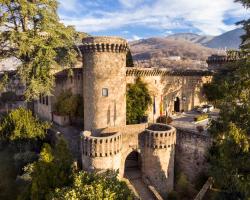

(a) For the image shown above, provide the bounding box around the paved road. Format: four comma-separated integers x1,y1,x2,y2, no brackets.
125,170,156,200
51,124,81,161
171,110,219,132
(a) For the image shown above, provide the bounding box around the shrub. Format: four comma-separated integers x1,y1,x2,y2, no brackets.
168,191,179,200
126,78,152,124
49,170,133,200
0,107,50,141
54,90,83,118
157,115,167,124
14,151,38,173
194,114,209,122
167,116,173,124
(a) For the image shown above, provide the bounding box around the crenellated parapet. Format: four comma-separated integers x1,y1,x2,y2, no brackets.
145,124,176,149
126,68,212,77
81,131,122,158
81,36,128,53
207,51,249,64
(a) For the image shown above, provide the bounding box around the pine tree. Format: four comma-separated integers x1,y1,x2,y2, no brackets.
0,0,79,100
204,1,250,199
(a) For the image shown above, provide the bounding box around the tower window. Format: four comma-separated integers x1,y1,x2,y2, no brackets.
102,88,108,97
45,96,49,105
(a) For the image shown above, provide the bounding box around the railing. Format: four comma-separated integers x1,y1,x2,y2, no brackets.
194,177,214,200
144,177,164,200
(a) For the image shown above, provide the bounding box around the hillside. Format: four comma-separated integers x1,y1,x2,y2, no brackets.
166,28,244,49
166,33,214,45
129,37,219,70
204,28,244,49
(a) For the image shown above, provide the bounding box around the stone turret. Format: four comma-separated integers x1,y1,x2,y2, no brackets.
142,124,176,196
82,37,128,130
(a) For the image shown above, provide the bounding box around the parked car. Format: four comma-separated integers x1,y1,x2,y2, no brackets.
197,105,208,113
207,105,214,112
197,105,214,113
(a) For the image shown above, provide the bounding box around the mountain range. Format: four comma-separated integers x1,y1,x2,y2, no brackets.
0,28,245,72
166,28,244,49
129,28,244,69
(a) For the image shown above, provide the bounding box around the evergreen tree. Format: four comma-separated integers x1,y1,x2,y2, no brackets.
204,1,250,199
126,50,134,67
0,107,50,141
49,170,133,200
28,139,73,200
126,78,152,124
0,0,79,100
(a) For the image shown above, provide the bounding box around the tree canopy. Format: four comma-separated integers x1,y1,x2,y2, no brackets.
0,107,50,141
0,0,79,100
126,78,152,124
28,139,73,200
54,89,83,118
49,170,133,200
204,1,250,199
126,50,134,67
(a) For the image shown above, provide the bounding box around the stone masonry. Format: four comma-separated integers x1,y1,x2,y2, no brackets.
80,36,178,198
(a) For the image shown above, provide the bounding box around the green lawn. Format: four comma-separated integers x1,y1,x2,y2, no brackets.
0,148,19,200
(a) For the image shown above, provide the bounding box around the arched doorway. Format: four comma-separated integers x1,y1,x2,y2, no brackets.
124,151,141,178
174,97,180,112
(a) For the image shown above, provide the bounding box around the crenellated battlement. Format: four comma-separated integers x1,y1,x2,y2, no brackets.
145,124,176,149
82,36,128,53
126,68,212,76
81,131,122,158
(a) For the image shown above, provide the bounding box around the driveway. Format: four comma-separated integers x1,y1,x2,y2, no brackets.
171,109,219,132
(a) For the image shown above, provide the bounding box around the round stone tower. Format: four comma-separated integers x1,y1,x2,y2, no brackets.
82,37,128,130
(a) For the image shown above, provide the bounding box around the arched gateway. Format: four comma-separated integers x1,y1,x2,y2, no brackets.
125,151,141,172
81,123,176,197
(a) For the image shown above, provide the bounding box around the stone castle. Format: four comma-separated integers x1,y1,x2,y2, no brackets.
32,36,226,198
0,30,242,198
41,37,211,196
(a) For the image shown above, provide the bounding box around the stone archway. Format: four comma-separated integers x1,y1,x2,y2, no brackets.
124,151,142,179
174,97,180,112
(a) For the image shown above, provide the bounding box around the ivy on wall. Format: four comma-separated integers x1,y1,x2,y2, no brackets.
126,78,152,124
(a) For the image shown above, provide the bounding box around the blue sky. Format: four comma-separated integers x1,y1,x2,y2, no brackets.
58,0,249,40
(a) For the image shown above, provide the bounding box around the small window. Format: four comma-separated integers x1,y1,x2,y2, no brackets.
46,96,49,105
102,88,108,97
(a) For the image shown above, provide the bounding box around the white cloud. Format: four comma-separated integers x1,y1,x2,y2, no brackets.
119,0,144,8
60,0,249,36
132,35,142,40
165,30,173,36
58,0,79,12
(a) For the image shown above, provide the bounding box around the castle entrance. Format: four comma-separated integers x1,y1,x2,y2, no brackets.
124,151,155,199
125,151,141,172
174,97,180,112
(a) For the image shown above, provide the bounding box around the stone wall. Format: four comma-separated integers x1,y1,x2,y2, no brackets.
126,73,212,122
175,128,212,183
35,68,83,122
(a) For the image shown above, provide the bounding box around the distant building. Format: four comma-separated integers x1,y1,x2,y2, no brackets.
167,56,181,61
